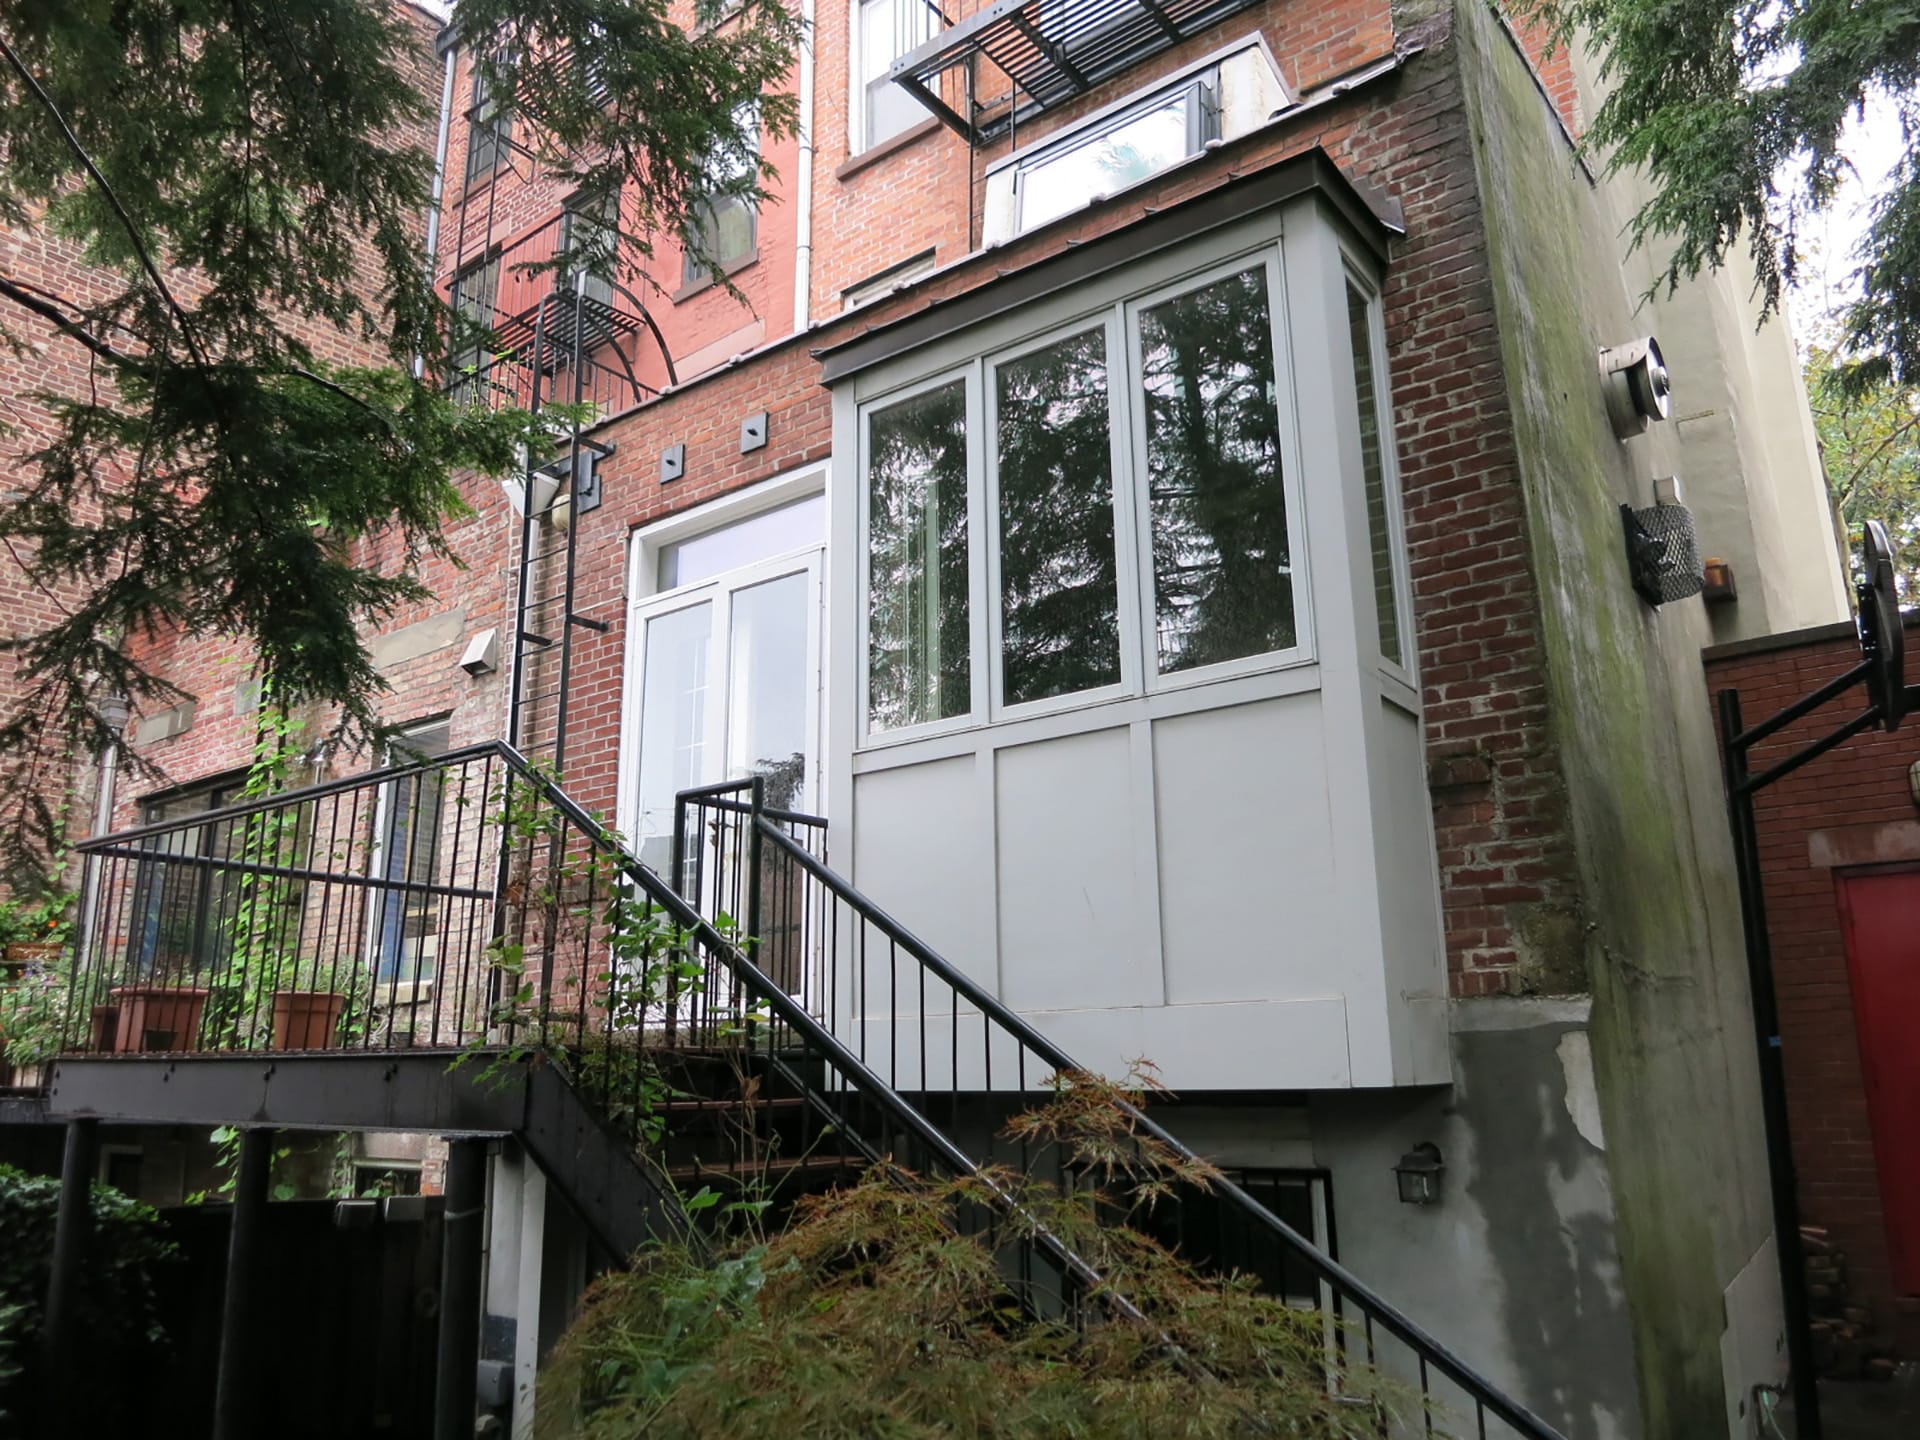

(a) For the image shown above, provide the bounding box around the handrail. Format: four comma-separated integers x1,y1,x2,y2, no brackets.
742,806,1568,1440
497,753,1142,1322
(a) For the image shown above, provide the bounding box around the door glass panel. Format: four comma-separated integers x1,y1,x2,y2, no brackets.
996,327,1121,706
656,494,826,591
727,571,811,810
1137,265,1295,675
634,601,713,872
867,379,970,731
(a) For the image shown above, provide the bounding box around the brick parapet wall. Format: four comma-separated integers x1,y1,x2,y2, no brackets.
1705,619,1920,1356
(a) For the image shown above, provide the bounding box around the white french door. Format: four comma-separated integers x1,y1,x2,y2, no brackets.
628,549,823,880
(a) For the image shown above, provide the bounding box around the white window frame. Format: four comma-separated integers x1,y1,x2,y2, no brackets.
853,234,1319,747
984,312,1140,723
856,366,987,742
364,718,454,1001
1340,259,1417,693
617,466,830,847
1123,247,1314,695
1011,74,1220,234
849,0,940,154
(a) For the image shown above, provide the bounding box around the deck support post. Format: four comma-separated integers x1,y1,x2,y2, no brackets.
43,1118,97,1401
212,1127,273,1440
435,1137,488,1440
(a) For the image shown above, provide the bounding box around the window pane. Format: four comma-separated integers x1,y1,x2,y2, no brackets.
657,494,825,590
1138,265,1295,674
727,571,811,809
376,725,451,984
1019,91,1194,232
1347,282,1402,665
861,0,935,147
635,602,713,874
868,380,970,730
996,328,1120,705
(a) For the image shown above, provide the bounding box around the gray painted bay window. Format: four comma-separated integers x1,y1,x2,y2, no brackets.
853,211,1409,741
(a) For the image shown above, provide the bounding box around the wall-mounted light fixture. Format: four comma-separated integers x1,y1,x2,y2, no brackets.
1394,1142,1445,1205
1599,336,1672,439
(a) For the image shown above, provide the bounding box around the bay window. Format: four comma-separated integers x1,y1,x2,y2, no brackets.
860,244,1326,738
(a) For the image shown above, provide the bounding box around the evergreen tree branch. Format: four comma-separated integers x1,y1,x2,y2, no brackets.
0,28,208,373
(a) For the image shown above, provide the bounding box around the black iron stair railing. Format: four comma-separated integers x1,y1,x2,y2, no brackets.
676,779,1570,1440
51,742,1566,1437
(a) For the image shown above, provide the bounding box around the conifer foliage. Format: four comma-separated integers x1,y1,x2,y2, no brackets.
0,1,796,839
1523,0,1920,392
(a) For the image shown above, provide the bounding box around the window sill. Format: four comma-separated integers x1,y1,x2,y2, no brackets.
674,250,760,303
836,118,942,182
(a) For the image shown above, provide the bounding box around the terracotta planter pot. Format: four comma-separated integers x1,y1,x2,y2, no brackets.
89,1005,121,1053
271,990,347,1050
111,986,211,1053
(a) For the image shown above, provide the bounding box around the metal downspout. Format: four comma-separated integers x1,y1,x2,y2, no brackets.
416,43,459,380
792,0,817,333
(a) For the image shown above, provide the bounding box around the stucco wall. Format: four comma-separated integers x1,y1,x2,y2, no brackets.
1450,1,1786,1432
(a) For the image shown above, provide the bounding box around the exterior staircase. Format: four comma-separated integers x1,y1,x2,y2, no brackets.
41,741,1567,1439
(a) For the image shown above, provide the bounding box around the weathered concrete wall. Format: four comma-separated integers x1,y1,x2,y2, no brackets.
1559,40,1848,644
1317,1002,1639,1438
1162,1001,1637,1436
1449,1,1785,1432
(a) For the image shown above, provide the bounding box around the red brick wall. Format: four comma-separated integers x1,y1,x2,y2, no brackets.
102,5,1592,1010
1706,618,1920,1357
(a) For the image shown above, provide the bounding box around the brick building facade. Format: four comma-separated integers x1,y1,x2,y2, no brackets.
1706,616,1920,1368
2,0,1864,1434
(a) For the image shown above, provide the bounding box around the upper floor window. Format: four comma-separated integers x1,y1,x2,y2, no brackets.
449,253,500,398
465,58,514,183
560,191,619,309
981,46,1289,243
854,0,939,151
1016,78,1217,232
683,106,760,288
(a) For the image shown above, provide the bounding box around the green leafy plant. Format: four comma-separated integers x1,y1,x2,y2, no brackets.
0,954,70,1069
0,1163,177,1427
538,1082,1408,1440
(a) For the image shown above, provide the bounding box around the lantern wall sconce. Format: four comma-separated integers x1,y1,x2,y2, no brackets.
1394,1142,1445,1205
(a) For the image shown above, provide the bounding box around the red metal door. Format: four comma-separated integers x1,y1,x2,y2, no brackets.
1835,866,1920,1294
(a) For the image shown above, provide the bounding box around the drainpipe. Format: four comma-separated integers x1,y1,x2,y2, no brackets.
417,39,460,380
791,0,817,333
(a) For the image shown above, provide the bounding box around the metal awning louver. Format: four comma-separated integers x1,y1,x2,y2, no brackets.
891,0,1261,144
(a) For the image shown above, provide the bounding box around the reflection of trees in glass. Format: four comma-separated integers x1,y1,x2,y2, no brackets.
1139,267,1294,673
868,381,970,730
996,328,1121,705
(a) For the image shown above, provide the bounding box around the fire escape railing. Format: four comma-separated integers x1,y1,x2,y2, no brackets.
449,210,674,421
676,779,1569,1440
